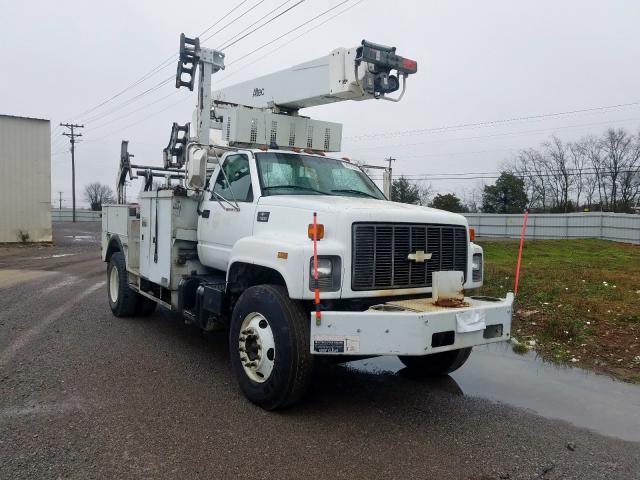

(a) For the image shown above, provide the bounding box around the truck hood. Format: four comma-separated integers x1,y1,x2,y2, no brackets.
257,195,467,225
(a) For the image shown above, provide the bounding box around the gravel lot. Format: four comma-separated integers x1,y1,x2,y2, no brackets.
1,222,639,479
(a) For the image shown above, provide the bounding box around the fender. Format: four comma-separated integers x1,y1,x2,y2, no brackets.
229,235,345,300
104,234,125,263
228,235,307,299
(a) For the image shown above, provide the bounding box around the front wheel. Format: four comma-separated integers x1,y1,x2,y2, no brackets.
229,285,313,410
398,348,472,376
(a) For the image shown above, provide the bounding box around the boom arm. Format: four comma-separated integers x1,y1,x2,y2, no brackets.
212,40,417,112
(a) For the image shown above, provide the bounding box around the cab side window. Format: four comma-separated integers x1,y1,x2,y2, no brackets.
212,154,253,202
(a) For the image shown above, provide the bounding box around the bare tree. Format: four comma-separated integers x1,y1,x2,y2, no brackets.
568,140,589,210
84,182,116,211
460,184,484,213
617,131,640,211
582,135,607,210
504,128,640,213
600,128,635,212
417,182,435,206
543,136,572,212
582,170,599,210
511,149,548,211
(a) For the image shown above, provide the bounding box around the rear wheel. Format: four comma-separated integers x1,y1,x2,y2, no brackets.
398,348,472,376
107,252,142,317
229,285,313,410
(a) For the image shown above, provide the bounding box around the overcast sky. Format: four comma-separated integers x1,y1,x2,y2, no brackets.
2,0,639,207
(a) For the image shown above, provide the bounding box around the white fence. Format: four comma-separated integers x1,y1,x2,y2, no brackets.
51,208,102,222
465,212,640,244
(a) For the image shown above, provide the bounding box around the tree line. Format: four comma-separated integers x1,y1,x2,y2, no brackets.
391,127,640,214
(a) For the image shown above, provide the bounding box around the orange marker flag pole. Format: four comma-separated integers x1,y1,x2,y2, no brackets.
514,209,529,296
313,212,321,325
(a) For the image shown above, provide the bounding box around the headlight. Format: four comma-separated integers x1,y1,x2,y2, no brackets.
309,256,341,292
316,259,332,277
472,253,483,282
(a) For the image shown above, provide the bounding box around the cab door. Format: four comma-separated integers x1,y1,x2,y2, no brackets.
197,152,258,271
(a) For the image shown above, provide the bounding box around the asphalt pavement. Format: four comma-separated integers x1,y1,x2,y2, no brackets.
0,222,638,479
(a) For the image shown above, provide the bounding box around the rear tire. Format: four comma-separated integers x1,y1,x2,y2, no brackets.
107,252,139,317
229,285,313,410
398,348,472,376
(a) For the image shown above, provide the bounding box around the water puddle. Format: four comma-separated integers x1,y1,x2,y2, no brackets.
347,343,640,442
63,235,96,242
27,253,77,260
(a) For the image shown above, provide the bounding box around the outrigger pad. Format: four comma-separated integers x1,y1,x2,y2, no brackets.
162,122,190,169
176,33,200,91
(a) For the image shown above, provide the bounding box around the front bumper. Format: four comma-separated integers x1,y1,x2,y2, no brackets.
310,293,514,356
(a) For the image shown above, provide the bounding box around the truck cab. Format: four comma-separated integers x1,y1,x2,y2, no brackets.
199,148,484,301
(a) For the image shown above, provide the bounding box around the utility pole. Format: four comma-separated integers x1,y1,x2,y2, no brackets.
384,157,396,200
58,191,63,210
60,123,84,222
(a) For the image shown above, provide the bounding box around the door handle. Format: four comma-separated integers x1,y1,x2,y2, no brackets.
201,209,210,218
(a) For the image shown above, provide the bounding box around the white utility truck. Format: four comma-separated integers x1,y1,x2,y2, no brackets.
102,34,513,410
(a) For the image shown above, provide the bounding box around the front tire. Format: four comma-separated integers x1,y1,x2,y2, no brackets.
107,252,140,317
229,285,313,410
398,348,472,376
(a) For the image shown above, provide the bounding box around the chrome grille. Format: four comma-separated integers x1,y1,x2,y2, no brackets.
352,223,468,290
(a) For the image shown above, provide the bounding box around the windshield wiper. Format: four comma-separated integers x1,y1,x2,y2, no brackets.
331,189,379,199
263,185,329,195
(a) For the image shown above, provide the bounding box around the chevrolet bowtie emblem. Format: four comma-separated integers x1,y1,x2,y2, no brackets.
407,250,432,262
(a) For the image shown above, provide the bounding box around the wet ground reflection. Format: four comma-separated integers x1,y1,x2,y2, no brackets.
344,343,640,442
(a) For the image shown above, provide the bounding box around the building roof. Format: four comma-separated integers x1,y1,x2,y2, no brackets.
0,113,50,122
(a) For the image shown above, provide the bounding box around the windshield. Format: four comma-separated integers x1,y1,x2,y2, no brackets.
255,152,385,200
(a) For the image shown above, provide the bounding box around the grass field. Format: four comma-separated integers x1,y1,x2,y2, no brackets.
477,238,640,382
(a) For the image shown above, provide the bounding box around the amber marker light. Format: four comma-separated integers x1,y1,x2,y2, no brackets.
308,223,325,240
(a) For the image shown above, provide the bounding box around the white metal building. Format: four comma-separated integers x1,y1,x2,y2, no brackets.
0,114,52,242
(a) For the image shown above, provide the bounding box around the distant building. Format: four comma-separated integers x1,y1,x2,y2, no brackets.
0,114,52,242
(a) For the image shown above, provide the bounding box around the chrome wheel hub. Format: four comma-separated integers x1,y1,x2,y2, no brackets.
109,265,119,303
238,312,275,383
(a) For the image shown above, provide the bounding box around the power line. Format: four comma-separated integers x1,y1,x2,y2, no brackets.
346,116,640,154
82,92,191,144
215,0,296,50
69,0,301,131
219,0,307,51
345,101,640,141
80,0,356,138
213,0,365,87
84,90,181,132
74,3,257,127
372,166,639,177
201,0,267,43
82,75,175,125
225,0,351,68
197,0,253,37
369,169,640,182
69,0,254,122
